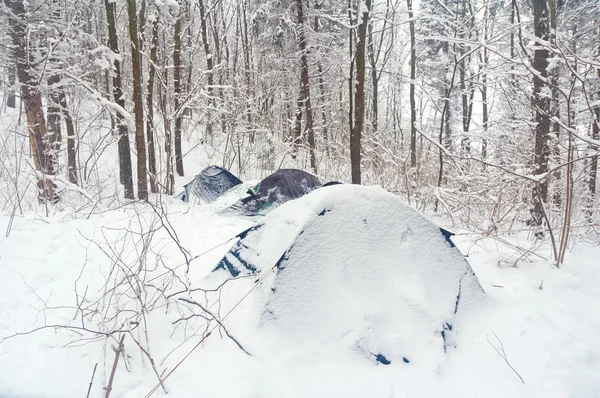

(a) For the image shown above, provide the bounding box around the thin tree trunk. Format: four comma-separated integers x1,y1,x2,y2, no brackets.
47,73,62,169
198,0,215,139
241,0,254,144
4,0,58,202
146,16,159,194
368,20,378,133
7,67,16,108
531,0,551,226
407,0,417,168
105,0,134,199
296,0,317,174
128,0,148,200
351,0,371,184
347,0,354,135
459,0,471,154
314,3,330,157
59,90,78,185
481,0,489,159
549,0,561,206
589,19,599,207
174,6,185,177
293,88,303,157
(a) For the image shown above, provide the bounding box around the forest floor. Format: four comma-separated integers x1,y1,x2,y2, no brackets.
0,191,599,398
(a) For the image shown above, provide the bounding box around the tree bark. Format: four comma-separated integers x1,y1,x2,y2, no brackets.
549,0,561,206
198,0,215,139
481,0,489,159
174,6,185,177
351,0,371,184
590,19,599,203
407,0,417,168
128,0,148,200
7,67,16,108
105,0,134,199
347,0,354,135
531,0,551,225
4,0,58,202
296,0,317,174
313,5,330,157
47,73,63,169
146,15,159,194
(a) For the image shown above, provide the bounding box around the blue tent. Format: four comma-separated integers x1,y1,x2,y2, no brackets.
176,165,243,203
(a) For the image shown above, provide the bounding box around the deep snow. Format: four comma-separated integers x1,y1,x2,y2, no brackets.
1,186,599,398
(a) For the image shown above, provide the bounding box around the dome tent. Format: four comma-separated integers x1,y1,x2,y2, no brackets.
221,169,323,216
212,184,484,365
176,165,243,204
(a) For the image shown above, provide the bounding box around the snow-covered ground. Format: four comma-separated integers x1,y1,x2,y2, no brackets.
1,187,599,398
1,102,599,398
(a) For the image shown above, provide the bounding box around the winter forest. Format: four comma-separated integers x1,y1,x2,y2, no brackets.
0,0,599,396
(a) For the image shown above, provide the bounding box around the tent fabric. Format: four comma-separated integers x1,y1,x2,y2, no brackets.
221,169,322,216
176,165,243,203
211,184,484,365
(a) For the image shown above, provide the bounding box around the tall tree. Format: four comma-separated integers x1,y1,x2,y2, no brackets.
198,0,215,139
105,0,135,199
351,0,372,184
590,20,600,202
4,0,58,202
407,0,417,167
173,4,185,177
531,0,551,225
296,0,317,174
128,0,149,200
146,13,159,194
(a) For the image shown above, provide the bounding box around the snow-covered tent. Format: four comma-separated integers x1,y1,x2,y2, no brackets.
221,169,323,216
176,165,243,203
212,184,484,364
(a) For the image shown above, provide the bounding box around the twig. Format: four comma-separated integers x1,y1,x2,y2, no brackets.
487,332,525,384
179,298,251,356
105,334,126,398
128,332,168,394
86,363,98,398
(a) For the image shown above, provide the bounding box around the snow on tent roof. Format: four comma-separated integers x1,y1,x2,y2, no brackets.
176,165,243,203
221,169,322,216
213,184,484,365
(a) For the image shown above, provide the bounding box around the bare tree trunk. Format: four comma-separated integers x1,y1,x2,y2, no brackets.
293,88,303,157
531,0,551,225
314,2,330,157
407,0,417,168
47,73,62,170
60,90,78,185
198,0,215,139
128,0,148,200
351,0,371,184
296,0,317,174
174,6,185,177
549,0,561,206
4,0,58,202
146,16,159,194
241,0,254,144
161,49,175,195
7,67,16,108
481,0,489,159
459,0,472,154
367,20,377,133
590,19,599,206
104,0,134,199
347,0,354,135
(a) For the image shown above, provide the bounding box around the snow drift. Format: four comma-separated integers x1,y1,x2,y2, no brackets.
213,184,484,365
